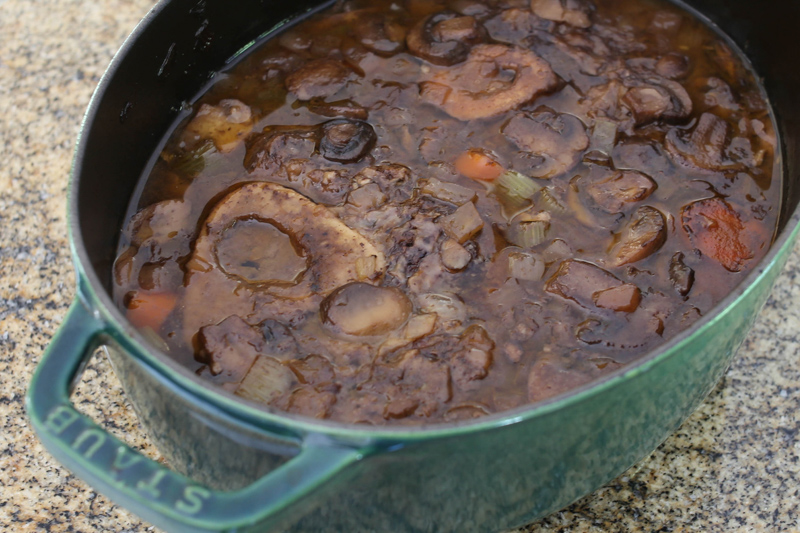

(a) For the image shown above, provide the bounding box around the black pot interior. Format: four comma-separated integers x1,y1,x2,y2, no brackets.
75,0,800,295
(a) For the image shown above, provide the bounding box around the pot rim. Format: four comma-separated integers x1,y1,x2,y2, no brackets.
68,0,800,441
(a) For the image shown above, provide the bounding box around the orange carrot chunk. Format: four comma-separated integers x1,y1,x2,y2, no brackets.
126,291,178,332
455,149,504,181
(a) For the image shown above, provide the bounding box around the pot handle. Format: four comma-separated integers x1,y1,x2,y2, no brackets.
26,297,362,532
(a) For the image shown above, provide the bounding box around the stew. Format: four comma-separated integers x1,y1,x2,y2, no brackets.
113,0,780,425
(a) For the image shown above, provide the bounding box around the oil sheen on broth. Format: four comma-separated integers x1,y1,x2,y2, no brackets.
113,0,781,425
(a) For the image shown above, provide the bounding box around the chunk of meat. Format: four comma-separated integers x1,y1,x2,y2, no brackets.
586,170,656,213
244,126,318,171
545,259,625,309
665,112,735,172
126,199,193,251
196,315,263,382
319,119,376,163
321,282,412,337
183,99,253,153
439,202,484,243
407,11,486,66
420,44,558,120
450,324,494,389
530,0,592,28
182,182,386,342
502,108,589,179
669,252,694,296
284,388,338,419
356,164,417,203
681,197,754,272
609,206,667,266
285,59,352,101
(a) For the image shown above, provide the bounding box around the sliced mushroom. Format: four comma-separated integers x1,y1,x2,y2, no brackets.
321,282,412,337
668,252,694,296
420,44,558,121
586,170,657,213
530,0,592,28
306,99,368,120
355,13,407,56
545,259,626,309
609,206,667,266
406,11,486,66
285,59,352,101
182,182,386,341
665,112,735,173
502,108,589,179
183,99,253,153
319,119,376,163
681,197,753,272
621,78,692,126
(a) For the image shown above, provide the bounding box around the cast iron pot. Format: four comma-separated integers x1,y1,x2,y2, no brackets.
25,0,800,531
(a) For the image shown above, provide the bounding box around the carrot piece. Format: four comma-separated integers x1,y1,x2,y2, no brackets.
126,291,178,331
681,197,754,272
455,149,504,181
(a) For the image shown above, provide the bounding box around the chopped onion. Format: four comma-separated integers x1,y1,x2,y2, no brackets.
421,178,477,205
235,356,295,404
507,220,549,248
591,118,618,155
170,140,220,177
536,188,567,214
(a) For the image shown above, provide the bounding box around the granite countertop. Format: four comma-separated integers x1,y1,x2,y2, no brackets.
1,0,799,531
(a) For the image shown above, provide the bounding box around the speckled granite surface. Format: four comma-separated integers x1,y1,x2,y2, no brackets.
1,0,799,531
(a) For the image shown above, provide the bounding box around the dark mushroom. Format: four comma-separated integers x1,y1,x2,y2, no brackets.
668,252,694,296
502,107,589,179
406,11,486,66
319,119,377,163
321,282,413,336
420,44,558,120
665,112,736,172
586,170,657,213
545,259,629,309
285,59,352,101
609,206,667,266
622,77,692,126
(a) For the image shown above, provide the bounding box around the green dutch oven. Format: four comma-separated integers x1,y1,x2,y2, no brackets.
25,0,800,531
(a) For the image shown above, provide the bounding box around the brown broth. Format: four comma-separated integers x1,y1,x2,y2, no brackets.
114,0,780,425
